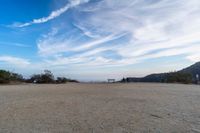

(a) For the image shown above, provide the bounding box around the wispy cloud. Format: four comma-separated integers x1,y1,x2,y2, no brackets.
38,0,200,68
0,41,30,48
0,56,30,67
37,27,125,56
73,23,100,38
74,0,200,64
187,53,200,62
13,0,90,27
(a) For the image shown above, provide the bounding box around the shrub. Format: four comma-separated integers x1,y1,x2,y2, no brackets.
166,72,192,84
56,77,68,84
0,70,24,84
28,70,55,84
0,70,11,83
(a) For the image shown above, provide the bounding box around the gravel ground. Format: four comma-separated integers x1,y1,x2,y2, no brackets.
0,83,200,133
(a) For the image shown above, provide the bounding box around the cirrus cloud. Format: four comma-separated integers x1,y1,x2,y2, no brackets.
37,0,200,68
13,0,90,27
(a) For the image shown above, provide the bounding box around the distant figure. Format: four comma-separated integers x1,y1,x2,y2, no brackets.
196,74,199,84
108,79,115,83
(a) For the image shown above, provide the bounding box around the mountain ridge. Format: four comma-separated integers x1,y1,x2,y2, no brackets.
122,62,200,84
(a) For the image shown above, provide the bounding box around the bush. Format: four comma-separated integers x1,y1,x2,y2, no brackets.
27,70,79,84
0,69,78,84
166,72,192,84
56,77,79,84
56,77,68,84
0,70,24,84
28,70,55,84
10,73,24,82
0,70,11,83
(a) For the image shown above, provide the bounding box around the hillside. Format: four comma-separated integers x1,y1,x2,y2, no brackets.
180,62,200,79
122,62,200,84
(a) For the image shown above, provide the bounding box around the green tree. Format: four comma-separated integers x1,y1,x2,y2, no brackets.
29,70,55,83
0,70,11,83
0,70,24,84
56,77,68,83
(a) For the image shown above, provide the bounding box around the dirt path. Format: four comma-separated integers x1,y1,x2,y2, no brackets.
0,83,200,133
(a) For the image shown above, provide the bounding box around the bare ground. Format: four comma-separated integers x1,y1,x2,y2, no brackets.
0,83,200,133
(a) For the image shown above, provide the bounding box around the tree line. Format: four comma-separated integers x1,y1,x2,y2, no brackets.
0,69,78,84
0,70,23,84
121,62,200,84
121,72,193,84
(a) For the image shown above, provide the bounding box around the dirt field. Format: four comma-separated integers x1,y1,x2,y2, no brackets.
0,83,200,133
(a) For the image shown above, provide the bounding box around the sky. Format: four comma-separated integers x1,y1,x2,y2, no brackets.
0,0,200,81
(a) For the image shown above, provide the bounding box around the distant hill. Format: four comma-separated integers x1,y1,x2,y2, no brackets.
121,62,200,84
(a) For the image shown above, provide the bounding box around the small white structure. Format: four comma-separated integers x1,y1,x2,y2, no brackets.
108,79,115,83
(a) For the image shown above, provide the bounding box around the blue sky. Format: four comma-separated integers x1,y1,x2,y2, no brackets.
0,0,200,81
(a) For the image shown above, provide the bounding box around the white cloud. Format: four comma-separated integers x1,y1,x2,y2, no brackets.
187,54,200,62
73,23,101,38
0,56,30,67
75,0,200,63
14,0,90,27
37,28,125,56
35,0,200,70
0,42,30,48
